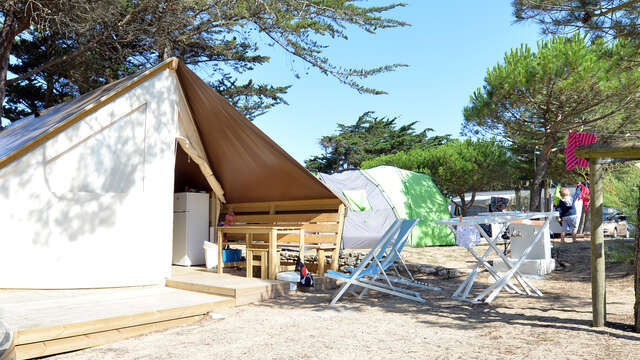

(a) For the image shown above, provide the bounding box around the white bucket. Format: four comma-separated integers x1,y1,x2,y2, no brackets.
203,241,218,269
276,271,300,291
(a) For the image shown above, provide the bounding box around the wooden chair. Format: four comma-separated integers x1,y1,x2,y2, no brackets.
246,248,269,279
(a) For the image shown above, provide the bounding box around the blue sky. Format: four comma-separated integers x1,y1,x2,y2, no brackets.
241,1,544,164
3,2,543,160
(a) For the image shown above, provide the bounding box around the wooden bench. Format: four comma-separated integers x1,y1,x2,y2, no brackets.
220,199,346,275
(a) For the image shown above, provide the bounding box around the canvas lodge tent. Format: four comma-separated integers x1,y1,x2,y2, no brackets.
0,57,344,289
318,166,455,248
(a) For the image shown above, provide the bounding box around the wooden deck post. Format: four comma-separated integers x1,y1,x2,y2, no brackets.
574,143,640,328
590,160,606,327
217,230,224,275
635,186,640,332
331,204,347,271
246,234,253,279
269,228,278,279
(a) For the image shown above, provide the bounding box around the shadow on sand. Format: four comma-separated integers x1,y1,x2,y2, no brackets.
254,250,638,341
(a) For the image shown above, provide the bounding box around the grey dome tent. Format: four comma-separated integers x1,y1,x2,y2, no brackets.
319,166,455,248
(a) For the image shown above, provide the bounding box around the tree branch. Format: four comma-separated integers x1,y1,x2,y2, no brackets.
6,1,152,86
592,0,640,18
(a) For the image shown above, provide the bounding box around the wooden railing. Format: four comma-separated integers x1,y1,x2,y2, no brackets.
221,199,346,274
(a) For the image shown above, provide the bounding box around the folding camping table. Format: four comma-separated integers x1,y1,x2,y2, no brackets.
435,212,557,304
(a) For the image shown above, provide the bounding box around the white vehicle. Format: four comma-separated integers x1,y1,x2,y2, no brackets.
603,211,631,238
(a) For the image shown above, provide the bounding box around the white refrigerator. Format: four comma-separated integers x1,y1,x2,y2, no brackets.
173,192,210,266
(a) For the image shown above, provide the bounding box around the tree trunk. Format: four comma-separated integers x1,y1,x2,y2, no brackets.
452,191,477,217
163,43,173,60
461,191,476,216
44,74,55,109
529,179,543,212
544,178,551,211
529,141,553,211
578,198,590,234
0,8,29,121
582,203,591,234
451,194,466,217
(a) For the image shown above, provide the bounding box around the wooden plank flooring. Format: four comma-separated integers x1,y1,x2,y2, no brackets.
0,286,234,359
167,266,291,305
0,268,291,359
16,316,202,360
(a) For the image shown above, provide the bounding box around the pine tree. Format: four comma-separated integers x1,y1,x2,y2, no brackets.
362,139,515,216
463,34,640,210
1,1,408,124
513,0,640,38
305,111,452,173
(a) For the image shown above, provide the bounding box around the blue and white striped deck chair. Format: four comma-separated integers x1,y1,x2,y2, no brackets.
352,219,440,300
327,219,439,305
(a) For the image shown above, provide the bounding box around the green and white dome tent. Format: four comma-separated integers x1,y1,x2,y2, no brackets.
318,165,454,248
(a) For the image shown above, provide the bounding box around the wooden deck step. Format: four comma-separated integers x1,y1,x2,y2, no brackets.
167,266,291,305
0,286,234,359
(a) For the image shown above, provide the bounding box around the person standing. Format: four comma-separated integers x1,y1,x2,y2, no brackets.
557,186,580,244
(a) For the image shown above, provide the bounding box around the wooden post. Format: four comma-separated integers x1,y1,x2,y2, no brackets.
246,233,253,278
269,228,278,279
317,249,326,275
590,161,606,327
210,197,220,229
635,186,640,332
217,230,224,274
574,143,640,328
298,228,305,260
331,204,347,271
212,198,221,272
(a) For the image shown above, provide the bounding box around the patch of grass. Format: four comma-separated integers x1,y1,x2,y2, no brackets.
606,242,635,265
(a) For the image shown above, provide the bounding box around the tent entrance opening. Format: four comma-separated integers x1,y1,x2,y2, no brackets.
172,143,212,267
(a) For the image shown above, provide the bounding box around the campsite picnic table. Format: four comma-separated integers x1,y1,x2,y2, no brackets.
217,225,304,280
435,212,558,304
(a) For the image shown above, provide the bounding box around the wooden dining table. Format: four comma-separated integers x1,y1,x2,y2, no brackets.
216,225,304,280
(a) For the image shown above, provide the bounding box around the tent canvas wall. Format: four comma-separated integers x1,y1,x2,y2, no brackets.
319,169,397,249
319,166,454,248
0,58,340,289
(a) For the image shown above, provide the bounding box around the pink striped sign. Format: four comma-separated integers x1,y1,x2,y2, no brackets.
565,131,597,170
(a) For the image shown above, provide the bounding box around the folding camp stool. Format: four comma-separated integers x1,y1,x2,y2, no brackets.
436,212,557,304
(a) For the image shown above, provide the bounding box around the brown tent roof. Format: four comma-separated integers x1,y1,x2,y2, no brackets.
174,60,338,203
0,58,341,204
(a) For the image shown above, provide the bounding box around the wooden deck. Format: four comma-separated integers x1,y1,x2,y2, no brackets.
167,266,291,305
0,286,233,359
0,269,291,359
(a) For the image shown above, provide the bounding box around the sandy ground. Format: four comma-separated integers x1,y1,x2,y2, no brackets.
51,239,639,360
